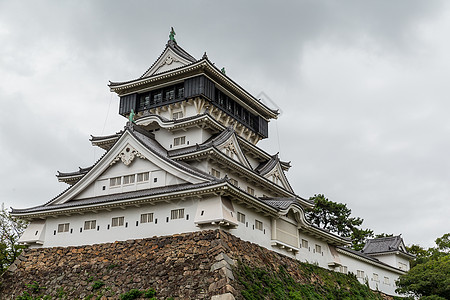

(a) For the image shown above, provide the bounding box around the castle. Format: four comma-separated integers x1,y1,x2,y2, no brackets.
12,29,414,296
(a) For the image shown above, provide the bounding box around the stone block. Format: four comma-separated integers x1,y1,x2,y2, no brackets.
211,293,236,300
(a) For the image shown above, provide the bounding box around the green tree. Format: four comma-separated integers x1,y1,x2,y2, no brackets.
305,194,373,251
0,203,28,273
396,233,450,299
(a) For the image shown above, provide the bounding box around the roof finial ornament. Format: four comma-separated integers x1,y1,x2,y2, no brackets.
202,52,208,59
169,27,176,43
128,109,135,126
221,67,226,75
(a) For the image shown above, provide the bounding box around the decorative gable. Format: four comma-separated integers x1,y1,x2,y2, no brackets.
48,128,210,206
216,133,251,169
141,41,197,77
264,163,294,193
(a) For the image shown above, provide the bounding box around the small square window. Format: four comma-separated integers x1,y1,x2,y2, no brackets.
373,273,379,282
110,177,121,187
57,223,70,233
384,277,389,284
153,178,158,183
247,186,254,196
171,209,184,220
211,168,221,178
357,270,365,278
237,212,245,223
84,220,96,230
255,220,263,231
137,172,149,182
230,178,238,186
140,213,154,223
172,111,183,119
123,174,135,185
315,244,322,254
301,239,309,249
112,217,124,227
174,136,186,146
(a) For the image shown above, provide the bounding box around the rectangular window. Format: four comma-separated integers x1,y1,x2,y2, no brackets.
230,178,238,186
398,262,407,271
171,209,185,220
211,168,221,178
247,186,255,196
110,177,121,187
301,239,309,249
111,217,124,227
373,273,379,282
255,220,263,231
137,172,149,182
174,136,186,146
237,212,245,223
340,266,348,274
57,223,70,233
384,277,389,284
357,270,365,278
315,244,322,254
140,213,154,223
123,174,135,185
84,220,96,230
172,111,183,119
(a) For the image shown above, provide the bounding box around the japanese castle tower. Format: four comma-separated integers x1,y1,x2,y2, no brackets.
13,29,413,296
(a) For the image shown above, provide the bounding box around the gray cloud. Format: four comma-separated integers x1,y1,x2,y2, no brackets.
0,0,448,248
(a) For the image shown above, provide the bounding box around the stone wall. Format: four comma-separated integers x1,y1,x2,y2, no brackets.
0,230,393,299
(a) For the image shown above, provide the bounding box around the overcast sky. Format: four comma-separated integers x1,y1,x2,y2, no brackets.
0,0,448,248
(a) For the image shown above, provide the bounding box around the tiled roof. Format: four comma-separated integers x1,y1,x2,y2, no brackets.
12,180,224,214
259,196,313,209
361,235,409,255
57,166,93,178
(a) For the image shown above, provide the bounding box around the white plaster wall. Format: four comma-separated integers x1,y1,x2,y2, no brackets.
75,158,186,200
228,202,274,251
338,252,402,296
42,200,201,248
154,127,205,150
296,232,334,267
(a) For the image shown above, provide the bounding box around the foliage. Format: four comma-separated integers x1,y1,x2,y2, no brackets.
120,288,157,300
16,282,49,300
91,280,105,291
305,194,373,250
0,203,29,273
396,233,450,299
235,261,384,300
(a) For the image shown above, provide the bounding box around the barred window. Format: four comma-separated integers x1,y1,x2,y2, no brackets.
315,244,322,254
255,220,263,231
84,220,96,230
211,168,221,178
384,277,389,285
172,111,183,119
230,178,238,186
171,209,184,220
137,172,149,182
247,186,255,196
110,177,121,187
123,174,135,185
112,217,124,227
237,212,245,224
301,239,309,249
373,273,379,282
357,270,365,278
140,213,154,223
57,223,69,233
174,136,186,146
